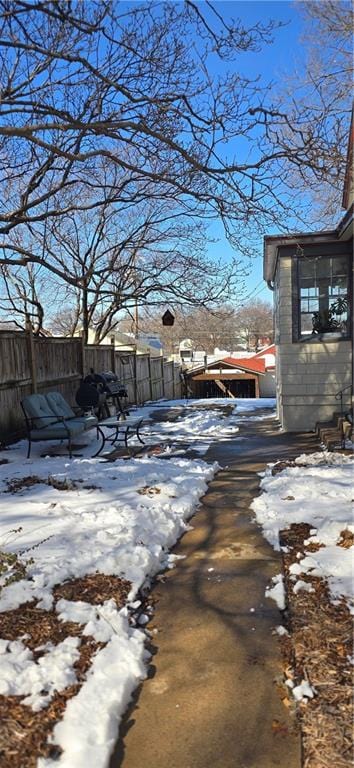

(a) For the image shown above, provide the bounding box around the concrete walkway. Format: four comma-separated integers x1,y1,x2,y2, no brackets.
111,410,319,768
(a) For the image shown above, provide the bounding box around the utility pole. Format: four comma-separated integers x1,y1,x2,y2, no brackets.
132,249,139,341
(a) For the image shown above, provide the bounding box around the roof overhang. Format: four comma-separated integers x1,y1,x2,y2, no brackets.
337,203,353,241
264,200,354,284
186,358,265,378
263,230,337,283
192,371,263,381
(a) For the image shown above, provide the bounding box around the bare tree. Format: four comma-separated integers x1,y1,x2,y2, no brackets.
136,305,238,355
46,303,81,338
0,0,321,282
0,1,348,335
272,1,353,223
0,263,49,334
233,299,273,350
137,300,273,355
3,189,249,341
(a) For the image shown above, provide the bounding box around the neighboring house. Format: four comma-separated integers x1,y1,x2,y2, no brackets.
178,338,202,364
178,337,249,364
253,343,276,397
77,328,163,357
263,116,353,431
186,347,276,398
256,335,272,349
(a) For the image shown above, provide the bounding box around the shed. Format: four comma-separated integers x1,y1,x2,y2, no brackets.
187,356,268,398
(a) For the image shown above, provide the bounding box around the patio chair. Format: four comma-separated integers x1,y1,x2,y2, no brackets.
45,391,98,431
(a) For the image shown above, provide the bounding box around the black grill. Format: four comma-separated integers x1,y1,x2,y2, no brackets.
76,370,129,417
94,371,128,399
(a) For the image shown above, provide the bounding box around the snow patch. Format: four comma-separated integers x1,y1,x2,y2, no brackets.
252,451,354,611
292,679,316,702
265,574,286,610
0,637,80,711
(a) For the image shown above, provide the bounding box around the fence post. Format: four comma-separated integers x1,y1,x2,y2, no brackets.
110,335,116,373
161,357,165,398
79,331,85,379
26,316,37,394
147,355,153,401
133,352,138,404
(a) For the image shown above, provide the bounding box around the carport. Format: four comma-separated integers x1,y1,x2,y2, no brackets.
187,358,265,399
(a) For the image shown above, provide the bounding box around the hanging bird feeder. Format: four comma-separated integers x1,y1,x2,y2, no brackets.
162,309,175,326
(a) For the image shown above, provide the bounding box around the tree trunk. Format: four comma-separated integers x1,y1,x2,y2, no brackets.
82,286,89,345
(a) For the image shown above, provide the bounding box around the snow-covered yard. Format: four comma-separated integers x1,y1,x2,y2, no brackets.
252,449,353,768
0,397,352,768
0,397,274,768
252,451,354,614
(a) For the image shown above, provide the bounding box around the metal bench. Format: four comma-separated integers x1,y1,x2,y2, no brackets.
21,392,98,458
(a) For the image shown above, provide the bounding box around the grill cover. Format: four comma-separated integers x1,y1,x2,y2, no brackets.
79,370,128,402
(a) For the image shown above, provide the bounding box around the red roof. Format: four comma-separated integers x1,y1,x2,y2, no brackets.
253,344,276,358
222,357,266,374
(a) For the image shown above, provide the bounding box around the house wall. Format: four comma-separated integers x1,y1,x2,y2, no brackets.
274,255,353,431
259,371,276,398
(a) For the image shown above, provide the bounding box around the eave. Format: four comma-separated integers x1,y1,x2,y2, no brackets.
263,230,337,284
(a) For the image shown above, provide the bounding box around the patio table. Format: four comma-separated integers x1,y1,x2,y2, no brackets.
93,416,145,457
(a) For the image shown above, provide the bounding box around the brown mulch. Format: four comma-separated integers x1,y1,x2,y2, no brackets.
338,529,354,549
53,572,131,606
0,573,132,768
138,485,161,496
0,603,84,652
0,636,101,767
5,475,78,494
279,523,353,768
271,459,308,476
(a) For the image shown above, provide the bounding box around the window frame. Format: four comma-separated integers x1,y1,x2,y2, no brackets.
291,250,352,343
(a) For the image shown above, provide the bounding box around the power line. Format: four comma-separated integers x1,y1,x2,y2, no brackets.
239,283,268,304
240,280,264,302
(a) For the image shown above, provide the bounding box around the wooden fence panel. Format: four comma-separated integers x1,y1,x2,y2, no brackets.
116,354,135,404
0,333,182,442
163,361,174,400
150,357,164,401
135,355,151,404
35,338,82,385
84,345,113,374
0,332,31,386
174,364,182,399
114,354,133,386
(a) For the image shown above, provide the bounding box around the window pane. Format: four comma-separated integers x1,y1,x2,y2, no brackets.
298,254,349,338
316,257,330,278
308,299,319,312
332,256,348,276
330,277,347,294
301,283,318,296
301,314,314,334
299,259,316,279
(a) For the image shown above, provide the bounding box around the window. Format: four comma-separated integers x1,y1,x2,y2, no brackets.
298,255,350,338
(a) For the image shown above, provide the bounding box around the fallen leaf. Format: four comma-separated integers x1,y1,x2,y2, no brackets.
272,719,289,736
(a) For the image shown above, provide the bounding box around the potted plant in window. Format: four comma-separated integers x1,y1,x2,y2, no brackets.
312,297,348,335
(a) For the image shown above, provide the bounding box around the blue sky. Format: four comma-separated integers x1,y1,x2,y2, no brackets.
204,0,306,305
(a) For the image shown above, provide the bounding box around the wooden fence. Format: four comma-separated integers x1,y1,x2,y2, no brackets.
0,330,182,442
